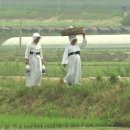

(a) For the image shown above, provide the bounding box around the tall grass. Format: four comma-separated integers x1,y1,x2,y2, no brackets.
0,114,111,128
1,45,130,77
0,61,130,77
0,78,130,127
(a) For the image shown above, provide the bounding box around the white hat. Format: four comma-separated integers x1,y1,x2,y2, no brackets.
33,33,41,39
69,35,77,43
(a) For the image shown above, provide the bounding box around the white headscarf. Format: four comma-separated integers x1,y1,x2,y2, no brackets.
33,33,41,40
69,35,77,43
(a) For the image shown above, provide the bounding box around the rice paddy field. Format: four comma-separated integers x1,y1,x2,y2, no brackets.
0,127,130,130
0,0,130,129
1,61,130,77
0,74,130,128
0,128,130,130
1,46,130,77
0,0,129,27
0,46,130,129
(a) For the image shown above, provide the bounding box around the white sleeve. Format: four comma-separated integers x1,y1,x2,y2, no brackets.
79,38,87,49
61,46,68,64
25,43,30,59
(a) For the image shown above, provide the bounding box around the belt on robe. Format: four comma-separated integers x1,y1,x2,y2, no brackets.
30,51,40,55
68,51,80,56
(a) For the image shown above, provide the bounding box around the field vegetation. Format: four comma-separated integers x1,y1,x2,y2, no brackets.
0,46,130,77
0,0,129,26
0,30,130,129
0,46,130,128
0,0,130,129
0,61,130,77
0,77,130,128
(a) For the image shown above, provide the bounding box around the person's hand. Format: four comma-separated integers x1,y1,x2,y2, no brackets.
25,58,29,65
42,60,47,65
43,61,47,65
82,32,86,38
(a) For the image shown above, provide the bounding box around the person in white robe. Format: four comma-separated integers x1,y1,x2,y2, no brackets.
61,33,87,85
25,33,44,87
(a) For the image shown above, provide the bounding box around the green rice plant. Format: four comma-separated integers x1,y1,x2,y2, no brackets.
0,114,112,128
99,128,106,130
109,73,119,84
0,0,126,20
96,75,103,81
0,61,130,77
0,79,130,127
0,0,126,27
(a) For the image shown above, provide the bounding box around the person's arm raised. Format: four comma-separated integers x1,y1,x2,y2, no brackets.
79,33,87,49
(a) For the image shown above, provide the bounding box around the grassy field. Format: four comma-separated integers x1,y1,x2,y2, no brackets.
0,49,130,128
0,1,130,128
0,78,130,128
0,61,130,77
0,18,121,27
0,45,130,77
0,0,129,26
0,0,126,19
0,50,130,128
0,127,130,130
0,114,111,128
1,46,130,128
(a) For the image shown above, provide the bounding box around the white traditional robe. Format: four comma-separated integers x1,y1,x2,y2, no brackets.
62,38,87,85
25,42,43,87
